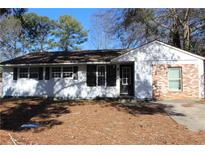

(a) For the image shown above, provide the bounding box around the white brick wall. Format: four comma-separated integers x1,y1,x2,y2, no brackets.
2,65,120,99
0,81,2,97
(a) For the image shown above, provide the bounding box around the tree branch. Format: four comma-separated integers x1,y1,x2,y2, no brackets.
192,22,205,32
151,16,173,32
189,18,205,28
184,8,190,22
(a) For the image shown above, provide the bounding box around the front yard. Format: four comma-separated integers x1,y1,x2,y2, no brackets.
0,98,205,144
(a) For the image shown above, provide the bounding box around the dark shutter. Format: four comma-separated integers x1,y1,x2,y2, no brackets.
97,65,106,86
13,67,18,80
87,65,96,86
73,66,78,80
38,67,43,80
107,65,116,86
45,67,50,80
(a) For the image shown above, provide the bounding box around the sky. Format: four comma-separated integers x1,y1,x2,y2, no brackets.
28,8,106,50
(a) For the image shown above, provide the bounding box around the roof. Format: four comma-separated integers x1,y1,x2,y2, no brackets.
112,40,205,61
1,40,204,65
154,41,205,60
0,49,130,65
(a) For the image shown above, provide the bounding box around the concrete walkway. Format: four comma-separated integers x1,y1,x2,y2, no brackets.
157,100,205,131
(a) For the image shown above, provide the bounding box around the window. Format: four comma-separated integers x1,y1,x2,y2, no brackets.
14,67,43,80
122,67,131,85
87,65,117,87
63,67,73,78
168,67,182,91
30,67,39,79
19,68,28,78
97,65,106,86
50,66,78,79
52,67,61,78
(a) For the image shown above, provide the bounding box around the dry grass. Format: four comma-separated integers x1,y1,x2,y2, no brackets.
1,98,205,145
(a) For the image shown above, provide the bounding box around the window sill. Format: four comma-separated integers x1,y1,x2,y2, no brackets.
168,89,183,92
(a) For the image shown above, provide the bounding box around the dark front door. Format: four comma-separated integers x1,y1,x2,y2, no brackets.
120,64,134,96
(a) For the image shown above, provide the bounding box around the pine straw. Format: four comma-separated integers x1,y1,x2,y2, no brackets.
1,99,205,145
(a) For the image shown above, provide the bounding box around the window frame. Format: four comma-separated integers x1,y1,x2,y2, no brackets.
168,67,183,91
51,67,62,78
19,67,29,78
29,67,39,79
121,66,131,86
63,66,73,78
97,65,106,86
87,65,117,87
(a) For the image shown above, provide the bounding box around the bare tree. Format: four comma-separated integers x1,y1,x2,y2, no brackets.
99,8,205,54
0,16,24,60
89,10,120,49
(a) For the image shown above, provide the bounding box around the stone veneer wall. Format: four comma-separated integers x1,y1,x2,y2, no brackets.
152,64,199,100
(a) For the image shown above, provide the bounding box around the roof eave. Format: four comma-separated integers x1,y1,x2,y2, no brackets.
155,40,205,60
0,61,119,66
112,40,205,61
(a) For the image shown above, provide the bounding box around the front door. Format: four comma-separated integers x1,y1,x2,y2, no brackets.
120,64,134,96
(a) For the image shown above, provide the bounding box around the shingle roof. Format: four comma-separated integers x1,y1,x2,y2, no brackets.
0,49,130,65
1,40,204,65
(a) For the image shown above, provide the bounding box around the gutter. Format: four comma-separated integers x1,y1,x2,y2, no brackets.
0,61,124,67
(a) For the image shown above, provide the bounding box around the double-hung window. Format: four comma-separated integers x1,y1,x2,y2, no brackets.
97,65,106,86
168,67,182,91
87,65,116,87
63,67,73,78
52,67,61,78
30,67,39,79
19,68,29,78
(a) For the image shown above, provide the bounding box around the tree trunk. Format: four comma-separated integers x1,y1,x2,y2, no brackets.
182,9,191,51
170,23,181,48
183,23,191,51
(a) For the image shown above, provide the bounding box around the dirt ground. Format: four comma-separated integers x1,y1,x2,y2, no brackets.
0,98,205,145
197,99,205,104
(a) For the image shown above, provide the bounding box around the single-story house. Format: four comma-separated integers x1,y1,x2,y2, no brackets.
0,40,204,100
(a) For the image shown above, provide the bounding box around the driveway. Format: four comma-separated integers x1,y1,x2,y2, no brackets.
157,100,205,131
